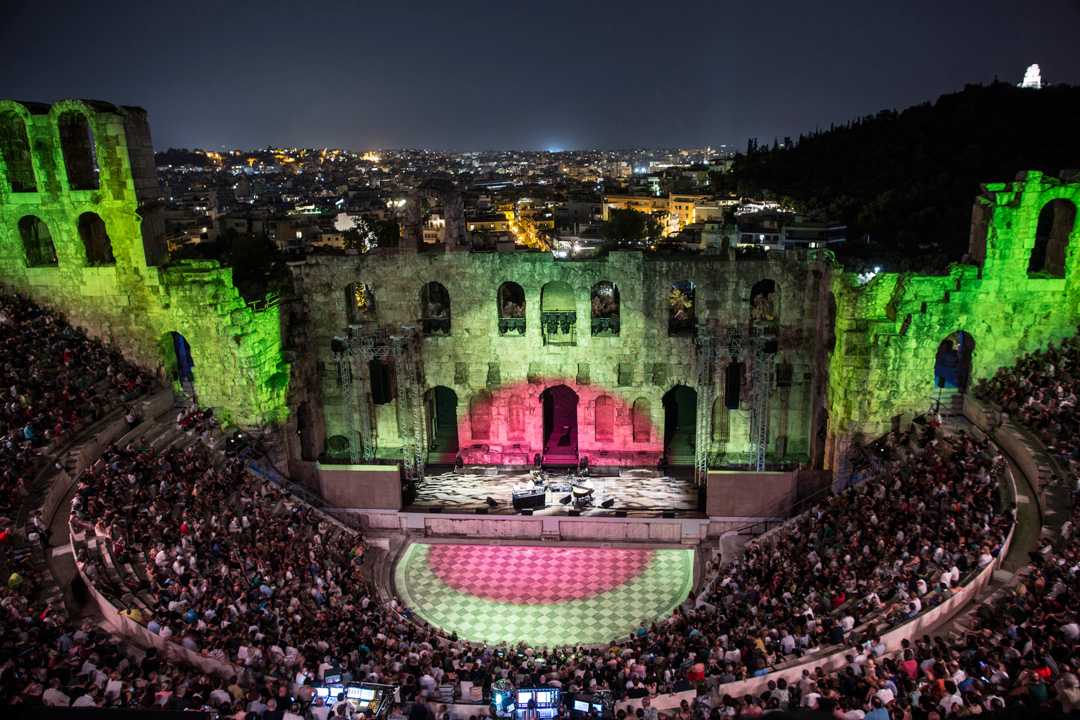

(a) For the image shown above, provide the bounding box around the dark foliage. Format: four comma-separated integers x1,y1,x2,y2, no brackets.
725,82,1080,270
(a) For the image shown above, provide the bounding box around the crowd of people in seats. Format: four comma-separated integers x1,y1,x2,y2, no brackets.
4,287,1075,718
976,331,1080,480
0,292,152,534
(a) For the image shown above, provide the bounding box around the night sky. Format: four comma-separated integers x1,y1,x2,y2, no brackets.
3,0,1079,151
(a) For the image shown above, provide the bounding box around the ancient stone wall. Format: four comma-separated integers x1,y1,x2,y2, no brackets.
288,249,830,470
827,171,1080,469
0,99,288,427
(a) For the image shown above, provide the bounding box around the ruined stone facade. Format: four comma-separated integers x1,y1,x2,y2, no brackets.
826,171,1080,472
285,249,834,480
2,98,1079,492
0,99,288,426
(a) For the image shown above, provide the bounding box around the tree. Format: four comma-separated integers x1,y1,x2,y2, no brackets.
601,208,663,242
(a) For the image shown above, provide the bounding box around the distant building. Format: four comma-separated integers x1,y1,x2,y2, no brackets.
1019,63,1042,90
602,193,708,235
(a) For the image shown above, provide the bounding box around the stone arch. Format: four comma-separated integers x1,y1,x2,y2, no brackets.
470,389,493,440
77,212,114,265
1028,199,1077,278
425,386,459,455
591,281,620,336
0,107,36,192
750,278,779,325
369,358,395,405
345,282,375,324
18,215,57,267
631,397,651,443
594,394,615,442
662,384,697,463
497,281,526,335
420,281,451,335
57,109,99,190
668,280,695,336
934,331,976,392
541,384,578,462
541,280,576,344
507,392,525,440
725,362,744,409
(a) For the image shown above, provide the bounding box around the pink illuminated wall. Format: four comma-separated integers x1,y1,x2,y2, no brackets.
449,378,663,466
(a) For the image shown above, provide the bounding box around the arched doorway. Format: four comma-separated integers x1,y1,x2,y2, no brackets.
170,331,195,393
426,386,459,462
662,385,697,464
934,331,975,392
541,384,578,464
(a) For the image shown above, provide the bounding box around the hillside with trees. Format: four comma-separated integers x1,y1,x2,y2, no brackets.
722,82,1080,271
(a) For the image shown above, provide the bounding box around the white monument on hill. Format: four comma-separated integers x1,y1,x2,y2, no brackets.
1019,63,1043,89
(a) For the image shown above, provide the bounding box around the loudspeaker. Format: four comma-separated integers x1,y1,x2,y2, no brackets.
600,498,615,509
614,511,627,518
476,508,488,515
569,510,581,517
559,495,572,505
662,511,676,518
430,507,443,514
521,509,533,516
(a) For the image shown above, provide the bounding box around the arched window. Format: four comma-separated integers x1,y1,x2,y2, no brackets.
369,358,395,404
668,281,695,336
77,212,114,265
345,283,375,324
591,281,620,336
750,278,779,353
470,390,493,440
0,111,36,192
507,394,525,439
58,111,98,190
420,281,451,335
498,281,526,336
594,394,615,442
631,398,651,443
541,280,576,345
725,362,743,409
1029,199,1077,278
18,216,57,267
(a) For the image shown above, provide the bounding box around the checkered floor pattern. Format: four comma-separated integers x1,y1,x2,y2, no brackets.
394,543,694,647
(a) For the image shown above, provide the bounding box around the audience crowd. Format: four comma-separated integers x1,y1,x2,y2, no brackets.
3,291,1078,718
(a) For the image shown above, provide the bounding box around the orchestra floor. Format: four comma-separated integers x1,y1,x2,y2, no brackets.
394,541,695,646
406,466,700,516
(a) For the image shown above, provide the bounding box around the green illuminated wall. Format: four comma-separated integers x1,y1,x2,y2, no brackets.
0,99,288,427
826,171,1080,466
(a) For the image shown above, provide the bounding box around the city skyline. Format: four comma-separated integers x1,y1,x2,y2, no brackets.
4,0,1080,150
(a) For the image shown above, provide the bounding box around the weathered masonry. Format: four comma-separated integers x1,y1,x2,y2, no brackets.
0,99,288,426
2,98,1078,489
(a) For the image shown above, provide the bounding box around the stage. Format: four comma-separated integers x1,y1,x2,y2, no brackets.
407,466,700,516
394,541,695,647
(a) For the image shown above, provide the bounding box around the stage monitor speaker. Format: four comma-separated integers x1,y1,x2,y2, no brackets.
485,497,498,508
476,508,488,515
430,507,443,514
600,498,615,509
614,510,627,518
520,509,533,516
568,510,581,517
559,495,572,505
662,511,676,519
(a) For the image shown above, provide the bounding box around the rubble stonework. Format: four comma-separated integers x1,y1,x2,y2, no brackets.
826,171,1080,469
0,99,288,427
2,98,1079,480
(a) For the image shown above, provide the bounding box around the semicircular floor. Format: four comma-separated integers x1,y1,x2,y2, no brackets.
394,542,694,647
